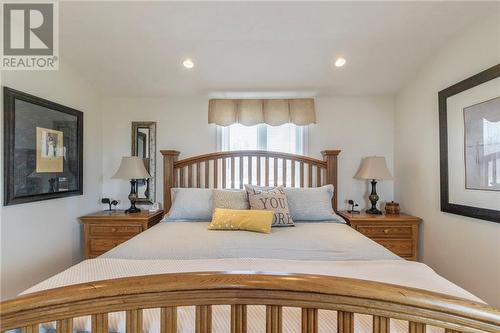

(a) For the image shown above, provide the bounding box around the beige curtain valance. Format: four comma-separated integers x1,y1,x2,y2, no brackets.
208,98,316,126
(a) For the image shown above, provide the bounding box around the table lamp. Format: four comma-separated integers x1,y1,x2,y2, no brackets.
354,156,393,214
112,156,151,213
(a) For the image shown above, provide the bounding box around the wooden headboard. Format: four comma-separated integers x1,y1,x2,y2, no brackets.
161,150,341,213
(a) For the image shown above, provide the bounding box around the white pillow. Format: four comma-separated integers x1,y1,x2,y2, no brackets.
167,188,213,220
284,185,343,222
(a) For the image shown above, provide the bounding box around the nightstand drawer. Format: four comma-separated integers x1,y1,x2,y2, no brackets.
90,238,129,252
90,225,142,237
356,225,412,238
375,239,413,256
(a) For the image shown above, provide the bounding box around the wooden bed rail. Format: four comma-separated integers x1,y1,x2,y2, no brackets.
1,272,499,333
161,150,341,213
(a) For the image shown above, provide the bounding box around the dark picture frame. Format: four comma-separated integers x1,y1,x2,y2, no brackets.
3,87,83,206
438,64,500,223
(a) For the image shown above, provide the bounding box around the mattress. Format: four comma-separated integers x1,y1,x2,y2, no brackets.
21,221,482,333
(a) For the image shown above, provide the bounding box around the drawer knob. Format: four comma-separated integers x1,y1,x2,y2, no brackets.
111,227,117,232
383,229,389,233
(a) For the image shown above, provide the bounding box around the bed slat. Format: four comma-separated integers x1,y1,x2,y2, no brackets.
214,159,218,188
179,167,185,187
222,158,227,188
291,160,296,187
308,164,313,187
126,309,143,333
266,305,282,333
301,308,318,333
56,319,72,333
196,163,201,187
257,156,261,185
373,316,389,333
248,156,253,185
239,156,244,189
273,158,278,186
265,157,270,186
316,166,321,187
205,161,210,188
91,313,108,333
282,159,287,186
160,307,177,333
409,322,425,333
231,157,235,189
196,305,212,333
188,165,193,187
337,311,354,333
299,162,304,187
20,324,38,333
231,304,247,333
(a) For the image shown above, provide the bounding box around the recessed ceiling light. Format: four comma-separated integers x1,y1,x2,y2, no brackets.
335,57,346,67
182,58,194,69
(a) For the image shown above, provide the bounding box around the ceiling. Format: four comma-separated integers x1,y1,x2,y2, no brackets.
59,1,499,97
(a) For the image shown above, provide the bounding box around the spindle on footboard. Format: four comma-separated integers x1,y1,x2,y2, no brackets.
2,272,499,333
161,150,340,213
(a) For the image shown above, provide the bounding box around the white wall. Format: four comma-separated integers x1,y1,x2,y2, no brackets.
101,96,395,211
394,15,500,306
0,62,102,300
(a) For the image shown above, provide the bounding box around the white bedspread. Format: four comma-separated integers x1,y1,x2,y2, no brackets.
21,222,483,333
102,221,399,261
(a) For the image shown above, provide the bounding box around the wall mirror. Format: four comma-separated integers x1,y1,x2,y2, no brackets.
131,121,156,204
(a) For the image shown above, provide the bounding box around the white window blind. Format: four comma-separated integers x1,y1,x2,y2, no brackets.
218,123,306,155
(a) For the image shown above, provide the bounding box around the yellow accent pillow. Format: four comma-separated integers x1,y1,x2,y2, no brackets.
208,208,274,234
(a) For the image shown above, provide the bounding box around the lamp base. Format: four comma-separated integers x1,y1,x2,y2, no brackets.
366,179,382,215
125,179,141,214
125,205,141,214
366,207,382,215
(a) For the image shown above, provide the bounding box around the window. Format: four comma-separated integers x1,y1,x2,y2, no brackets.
218,123,306,154
216,123,308,187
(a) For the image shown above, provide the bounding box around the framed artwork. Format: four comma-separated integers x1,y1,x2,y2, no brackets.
438,64,500,223
3,87,83,206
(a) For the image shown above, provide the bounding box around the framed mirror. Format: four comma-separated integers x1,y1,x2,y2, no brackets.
131,121,156,204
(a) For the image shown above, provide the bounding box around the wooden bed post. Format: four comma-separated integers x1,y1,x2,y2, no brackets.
321,150,341,212
161,150,180,214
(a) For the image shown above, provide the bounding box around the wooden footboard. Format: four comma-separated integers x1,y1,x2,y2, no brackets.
1,272,499,333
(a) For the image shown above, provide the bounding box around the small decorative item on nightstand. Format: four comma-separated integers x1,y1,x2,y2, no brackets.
385,201,400,215
149,202,160,212
112,157,151,214
101,198,118,211
347,199,360,214
354,156,393,215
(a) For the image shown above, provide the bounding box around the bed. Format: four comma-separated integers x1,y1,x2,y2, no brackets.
1,150,499,333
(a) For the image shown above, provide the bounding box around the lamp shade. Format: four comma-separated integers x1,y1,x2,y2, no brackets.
354,156,393,180
112,156,151,180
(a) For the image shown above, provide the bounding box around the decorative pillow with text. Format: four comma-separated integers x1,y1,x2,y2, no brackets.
244,185,294,227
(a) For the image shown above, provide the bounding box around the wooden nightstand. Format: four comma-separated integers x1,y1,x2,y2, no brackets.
80,210,164,259
337,210,422,261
